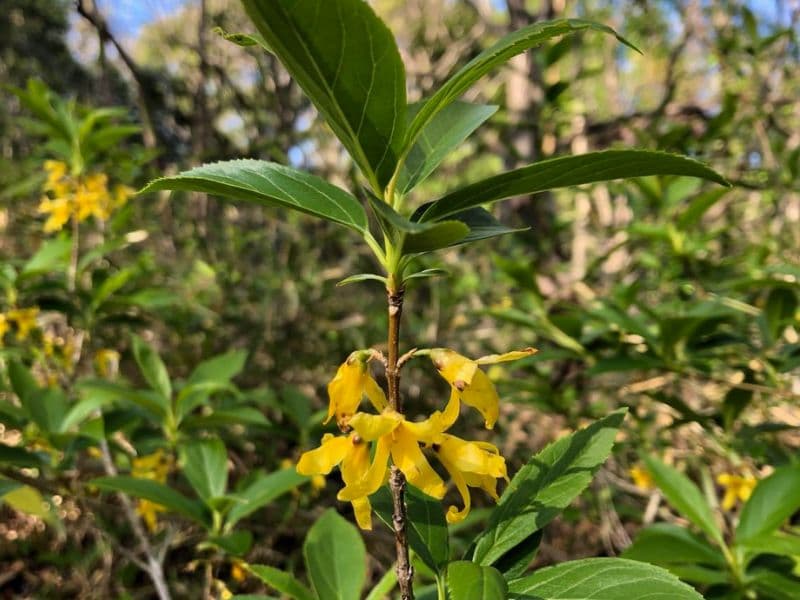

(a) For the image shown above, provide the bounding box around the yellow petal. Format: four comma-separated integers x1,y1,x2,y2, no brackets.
475,348,537,365
437,453,471,524
351,496,373,530
430,349,478,388
460,369,500,429
463,472,500,501
721,488,737,511
363,374,388,412
391,428,445,499
349,410,402,441
716,473,733,486
326,351,384,428
340,435,370,487
438,435,506,478
296,435,350,475
338,435,391,501
403,389,460,443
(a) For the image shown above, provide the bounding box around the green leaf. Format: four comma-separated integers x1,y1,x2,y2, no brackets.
205,531,253,557
675,188,729,230
364,567,397,600
402,268,449,285
61,395,113,432
188,350,248,385
303,509,366,600
131,336,172,401
405,19,637,156
26,388,68,435
372,486,448,574
398,102,497,194
508,558,704,599
418,150,730,222
76,379,168,422
92,476,208,526
406,485,449,571
248,564,315,600
0,479,23,498
225,468,308,529
1,484,50,519
212,26,271,52
750,570,800,600
7,360,39,405
642,455,724,547
240,0,406,190
622,523,725,567
447,561,507,600
739,532,800,558
472,409,626,566
142,160,368,233
403,221,469,254
736,464,800,543
21,236,71,277
444,206,527,245
179,439,228,503
336,273,388,287
0,444,46,468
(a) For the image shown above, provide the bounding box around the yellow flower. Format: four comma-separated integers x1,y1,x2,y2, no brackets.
7,307,39,340
717,471,756,511
230,561,247,583
297,431,384,529
629,464,654,491
95,348,120,378
325,350,386,429
0,314,8,345
112,184,135,209
433,434,508,524
38,196,73,232
43,160,70,196
429,348,536,428
75,173,111,222
131,449,173,531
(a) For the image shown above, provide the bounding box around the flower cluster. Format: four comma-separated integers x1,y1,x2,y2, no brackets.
717,470,756,511
131,449,173,531
38,160,133,233
297,347,535,529
0,307,39,345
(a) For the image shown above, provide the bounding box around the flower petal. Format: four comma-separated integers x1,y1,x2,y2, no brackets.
430,348,478,388
475,348,537,365
364,374,387,412
296,434,350,475
437,452,471,524
460,369,500,429
351,496,373,530
338,436,391,501
402,388,460,443
349,410,402,441
326,354,369,427
391,428,446,499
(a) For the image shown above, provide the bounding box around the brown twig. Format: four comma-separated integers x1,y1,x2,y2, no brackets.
385,286,414,600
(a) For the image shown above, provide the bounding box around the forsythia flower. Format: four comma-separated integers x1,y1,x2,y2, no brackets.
37,160,131,233
629,464,654,491
131,449,173,531
429,348,536,428
298,348,531,528
6,307,39,340
325,350,386,428
0,314,8,345
94,348,120,378
717,471,756,511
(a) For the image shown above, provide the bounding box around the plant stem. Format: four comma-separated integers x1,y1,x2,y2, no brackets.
386,283,414,600
98,439,172,600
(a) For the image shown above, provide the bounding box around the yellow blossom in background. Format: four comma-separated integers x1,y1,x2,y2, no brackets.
429,347,536,428
629,464,654,491
230,561,247,583
95,348,120,378
37,160,129,233
38,196,72,232
717,471,757,511
325,350,386,429
131,449,173,531
43,160,69,195
7,307,39,340
0,314,8,345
